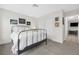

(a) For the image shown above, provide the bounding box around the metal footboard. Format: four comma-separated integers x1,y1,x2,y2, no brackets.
17,29,47,55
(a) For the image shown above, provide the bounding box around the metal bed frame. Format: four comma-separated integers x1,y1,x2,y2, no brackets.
17,29,47,55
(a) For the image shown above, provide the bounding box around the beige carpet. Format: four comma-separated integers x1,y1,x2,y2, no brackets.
0,39,79,55
65,35,78,44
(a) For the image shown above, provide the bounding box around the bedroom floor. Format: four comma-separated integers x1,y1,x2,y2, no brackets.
0,39,79,55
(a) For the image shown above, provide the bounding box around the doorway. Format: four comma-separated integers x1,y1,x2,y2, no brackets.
64,16,79,44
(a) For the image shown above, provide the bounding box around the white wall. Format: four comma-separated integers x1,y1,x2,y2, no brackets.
64,17,68,40
37,10,64,43
0,10,1,39
65,9,79,17
0,8,37,44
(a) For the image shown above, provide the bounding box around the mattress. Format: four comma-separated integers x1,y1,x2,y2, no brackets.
11,30,46,54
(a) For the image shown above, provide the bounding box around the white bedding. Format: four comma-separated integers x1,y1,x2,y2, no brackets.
11,29,46,54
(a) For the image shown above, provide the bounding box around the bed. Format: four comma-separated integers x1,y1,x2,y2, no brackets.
11,26,47,55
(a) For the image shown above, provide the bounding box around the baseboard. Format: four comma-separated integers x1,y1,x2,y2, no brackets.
0,40,11,45
49,39,63,44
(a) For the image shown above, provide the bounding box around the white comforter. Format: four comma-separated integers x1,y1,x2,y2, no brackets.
11,30,46,54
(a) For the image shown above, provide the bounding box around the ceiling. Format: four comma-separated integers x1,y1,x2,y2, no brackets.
0,4,79,18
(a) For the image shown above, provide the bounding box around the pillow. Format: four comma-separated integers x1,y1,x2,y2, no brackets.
13,26,31,32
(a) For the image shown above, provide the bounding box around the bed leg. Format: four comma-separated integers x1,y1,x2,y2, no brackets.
45,39,47,45
18,39,20,55
18,51,19,55
45,30,47,45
